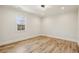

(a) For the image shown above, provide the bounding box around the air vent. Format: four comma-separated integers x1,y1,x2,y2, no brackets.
41,5,45,8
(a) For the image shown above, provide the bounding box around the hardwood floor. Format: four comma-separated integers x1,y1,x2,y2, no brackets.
0,36,79,53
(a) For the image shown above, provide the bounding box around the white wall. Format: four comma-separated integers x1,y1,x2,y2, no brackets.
0,6,40,45
0,7,3,40
0,6,78,45
78,8,79,40
42,11,78,42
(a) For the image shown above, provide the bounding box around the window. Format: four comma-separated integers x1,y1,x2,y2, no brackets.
16,16,26,31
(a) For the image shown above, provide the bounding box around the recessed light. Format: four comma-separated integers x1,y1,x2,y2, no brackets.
61,7,64,10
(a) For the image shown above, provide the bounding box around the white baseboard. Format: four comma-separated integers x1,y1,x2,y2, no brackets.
0,34,40,46
41,34,79,43
0,34,79,46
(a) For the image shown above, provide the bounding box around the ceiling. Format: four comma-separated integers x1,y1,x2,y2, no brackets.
9,5,78,16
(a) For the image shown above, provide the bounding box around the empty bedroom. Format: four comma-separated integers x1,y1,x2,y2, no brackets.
0,5,79,53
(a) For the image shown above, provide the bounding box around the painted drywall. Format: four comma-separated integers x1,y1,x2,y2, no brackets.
0,6,78,45
0,6,40,45
77,8,79,43
0,8,2,40
41,11,77,42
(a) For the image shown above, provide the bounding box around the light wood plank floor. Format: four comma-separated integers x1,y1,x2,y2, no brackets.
0,36,79,53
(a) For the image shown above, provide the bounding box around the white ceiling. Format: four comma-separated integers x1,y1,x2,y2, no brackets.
9,5,78,16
